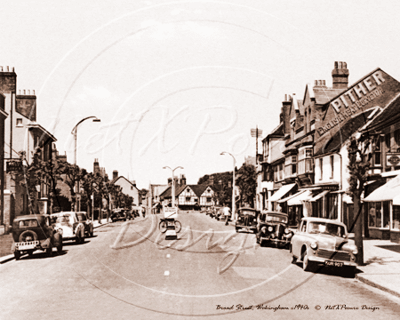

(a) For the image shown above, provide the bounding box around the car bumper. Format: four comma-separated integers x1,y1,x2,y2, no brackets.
307,255,357,267
259,236,291,244
236,225,256,231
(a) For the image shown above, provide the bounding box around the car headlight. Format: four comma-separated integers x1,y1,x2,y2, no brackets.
267,226,273,232
261,226,267,234
284,228,290,234
310,242,318,250
351,247,358,255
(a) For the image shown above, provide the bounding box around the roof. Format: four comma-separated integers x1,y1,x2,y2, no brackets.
161,184,213,198
363,92,400,132
111,176,139,190
27,122,57,142
313,87,344,105
314,109,375,156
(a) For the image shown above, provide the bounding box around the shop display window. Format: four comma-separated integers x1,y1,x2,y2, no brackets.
393,206,400,230
368,202,377,227
383,201,390,228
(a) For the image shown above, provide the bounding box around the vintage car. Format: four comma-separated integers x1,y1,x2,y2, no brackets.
11,214,63,260
256,211,293,247
235,207,258,233
76,212,94,237
51,212,85,244
110,208,126,222
290,217,358,277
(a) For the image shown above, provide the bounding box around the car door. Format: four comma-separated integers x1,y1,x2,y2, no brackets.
292,220,305,257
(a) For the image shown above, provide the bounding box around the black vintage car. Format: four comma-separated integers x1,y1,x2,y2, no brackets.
11,214,63,260
256,211,293,247
235,207,258,233
110,208,126,222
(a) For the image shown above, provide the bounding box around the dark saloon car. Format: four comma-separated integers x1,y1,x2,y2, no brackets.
256,211,293,247
11,214,63,260
76,212,94,237
110,208,126,222
235,207,258,233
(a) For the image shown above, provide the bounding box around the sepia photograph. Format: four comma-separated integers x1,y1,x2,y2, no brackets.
1,0,400,319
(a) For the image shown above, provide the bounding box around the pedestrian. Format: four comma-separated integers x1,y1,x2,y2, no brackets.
223,204,231,226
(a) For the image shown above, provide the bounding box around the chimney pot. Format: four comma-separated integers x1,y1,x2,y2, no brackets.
33,90,35,95
6,66,9,72
23,90,26,95
332,61,349,89
12,67,14,72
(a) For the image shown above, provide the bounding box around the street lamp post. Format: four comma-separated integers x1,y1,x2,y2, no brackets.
221,152,236,221
163,166,183,208
71,116,101,211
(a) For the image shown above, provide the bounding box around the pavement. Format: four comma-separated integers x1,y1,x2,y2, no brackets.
2,215,400,300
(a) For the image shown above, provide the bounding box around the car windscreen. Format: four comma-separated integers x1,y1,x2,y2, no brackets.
308,222,346,237
55,214,72,224
266,215,288,223
76,213,87,221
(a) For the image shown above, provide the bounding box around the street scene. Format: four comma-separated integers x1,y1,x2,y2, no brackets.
2,1,400,319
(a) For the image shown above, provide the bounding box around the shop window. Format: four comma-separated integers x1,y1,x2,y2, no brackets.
383,201,390,228
374,137,381,166
393,206,400,230
368,203,377,227
319,158,323,180
385,133,391,151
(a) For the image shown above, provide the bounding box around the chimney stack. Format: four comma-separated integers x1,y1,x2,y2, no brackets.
113,170,118,180
281,94,291,135
332,61,349,89
93,158,100,174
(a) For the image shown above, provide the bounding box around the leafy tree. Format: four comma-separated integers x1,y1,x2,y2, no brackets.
236,164,256,207
59,161,87,211
347,137,370,265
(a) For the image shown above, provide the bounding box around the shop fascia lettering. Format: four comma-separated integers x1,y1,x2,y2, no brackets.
318,71,385,137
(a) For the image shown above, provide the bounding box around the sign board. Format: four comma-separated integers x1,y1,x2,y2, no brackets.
387,153,400,166
163,207,178,219
6,160,22,173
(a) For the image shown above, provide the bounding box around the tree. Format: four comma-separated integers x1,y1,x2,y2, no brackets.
59,162,87,211
236,164,256,207
347,136,370,265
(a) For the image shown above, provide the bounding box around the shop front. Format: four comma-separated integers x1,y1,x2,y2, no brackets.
364,174,400,242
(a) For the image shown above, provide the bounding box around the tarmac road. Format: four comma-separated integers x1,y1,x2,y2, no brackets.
1,211,400,320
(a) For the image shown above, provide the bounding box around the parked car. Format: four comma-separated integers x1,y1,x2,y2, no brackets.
256,211,293,247
110,208,126,222
290,217,358,277
76,212,94,237
235,207,258,233
11,214,63,260
50,212,85,244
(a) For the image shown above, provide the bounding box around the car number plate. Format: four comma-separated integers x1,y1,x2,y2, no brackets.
167,221,175,227
16,241,39,250
324,260,343,267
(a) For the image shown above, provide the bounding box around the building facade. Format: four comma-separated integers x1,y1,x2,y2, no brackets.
257,61,400,242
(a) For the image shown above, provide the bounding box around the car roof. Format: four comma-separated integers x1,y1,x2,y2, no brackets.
50,211,77,216
302,217,346,226
13,214,48,221
239,207,256,211
262,211,288,216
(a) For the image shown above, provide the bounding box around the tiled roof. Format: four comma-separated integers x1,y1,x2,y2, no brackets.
313,87,344,105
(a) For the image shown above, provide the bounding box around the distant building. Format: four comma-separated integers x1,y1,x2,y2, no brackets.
110,170,140,205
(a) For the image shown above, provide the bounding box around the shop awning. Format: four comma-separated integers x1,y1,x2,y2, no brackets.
364,175,400,202
277,190,306,204
287,190,314,206
269,183,296,202
309,190,330,202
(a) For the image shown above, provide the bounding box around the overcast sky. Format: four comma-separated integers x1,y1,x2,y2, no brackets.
1,0,400,189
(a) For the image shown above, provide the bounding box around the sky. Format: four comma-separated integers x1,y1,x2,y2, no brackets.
1,0,400,189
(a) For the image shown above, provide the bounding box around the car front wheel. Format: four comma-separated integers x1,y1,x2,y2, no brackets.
302,250,314,272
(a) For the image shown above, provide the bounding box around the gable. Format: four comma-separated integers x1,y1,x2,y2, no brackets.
315,68,400,155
